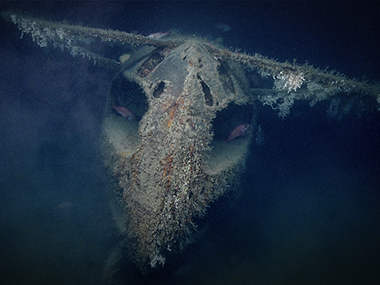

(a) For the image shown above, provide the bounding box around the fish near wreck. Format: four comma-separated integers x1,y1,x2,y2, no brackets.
147,31,170,39
3,10,380,275
226,123,250,142
112,105,136,120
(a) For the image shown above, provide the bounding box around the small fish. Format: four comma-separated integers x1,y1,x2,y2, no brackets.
112,105,136,120
226,123,250,142
147,31,170,40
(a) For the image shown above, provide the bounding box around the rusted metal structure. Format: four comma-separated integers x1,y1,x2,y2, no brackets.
3,11,379,275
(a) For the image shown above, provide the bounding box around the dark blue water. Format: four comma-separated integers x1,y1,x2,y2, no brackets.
1,2,379,284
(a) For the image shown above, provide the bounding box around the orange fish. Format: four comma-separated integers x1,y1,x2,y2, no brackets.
112,105,136,120
226,123,250,142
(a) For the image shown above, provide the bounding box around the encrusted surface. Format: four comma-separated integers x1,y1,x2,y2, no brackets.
102,41,252,271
